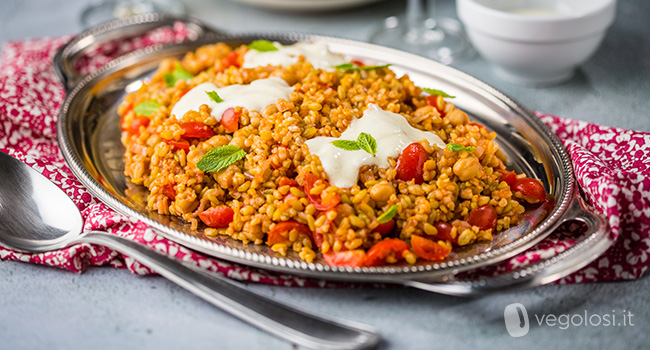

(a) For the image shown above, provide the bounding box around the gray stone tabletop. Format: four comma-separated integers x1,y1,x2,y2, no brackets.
1,1,649,349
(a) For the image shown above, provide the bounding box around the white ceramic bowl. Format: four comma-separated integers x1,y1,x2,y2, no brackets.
457,0,617,85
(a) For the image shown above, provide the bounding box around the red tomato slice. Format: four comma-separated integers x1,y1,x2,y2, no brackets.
304,173,341,211
467,205,497,230
163,139,190,152
373,219,395,236
220,107,240,133
323,250,367,268
127,116,150,135
181,122,215,139
512,178,547,203
267,220,313,246
198,206,234,228
363,238,410,266
432,221,457,244
395,143,428,184
411,235,451,261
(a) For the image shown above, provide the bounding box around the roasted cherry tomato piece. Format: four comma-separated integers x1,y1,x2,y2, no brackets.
395,143,428,184
223,51,240,68
267,220,313,246
467,204,498,230
163,139,190,152
373,219,396,236
198,206,234,228
180,122,215,139
425,95,438,107
411,235,452,261
363,238,410,266
304,173,341,211
323,250,367,268
313,231,325,250
127,116,150,135
499,169,517,187
512,178,547,203
161,184,176,199
220,107,240,133
432,221,456,244
278,176,299,188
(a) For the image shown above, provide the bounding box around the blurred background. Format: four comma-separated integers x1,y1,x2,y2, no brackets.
2,0,648,132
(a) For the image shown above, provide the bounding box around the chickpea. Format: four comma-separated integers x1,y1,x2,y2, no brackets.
215,164,238,189
229,134,246,148
453,157,482,181
446,109,469,126
186,147,206,166
205,135,230,148
369,181,396,204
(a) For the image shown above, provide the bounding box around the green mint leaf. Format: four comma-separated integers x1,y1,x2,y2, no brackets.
133,100,161,116
248,40,278,52
334,63,355,70
335,63,392,71
164,73,175,88
447,143,476,152
196,145,246,173
422,88,455,98
332,140,361,151
206,90,223,103
357,132,377,156
164,62,194,87
377,205,398,224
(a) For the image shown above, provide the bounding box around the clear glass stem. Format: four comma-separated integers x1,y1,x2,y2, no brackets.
370,0,473,65
407,0,436,32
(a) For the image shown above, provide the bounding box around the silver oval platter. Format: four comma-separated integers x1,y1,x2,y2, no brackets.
56,14,611,289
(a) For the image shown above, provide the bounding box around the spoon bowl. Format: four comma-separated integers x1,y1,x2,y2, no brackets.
0,155,83,252
0,151,379,350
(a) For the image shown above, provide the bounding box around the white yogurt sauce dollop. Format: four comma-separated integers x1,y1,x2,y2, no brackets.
305,104,447,188
242,41,346,71
170,77,294,121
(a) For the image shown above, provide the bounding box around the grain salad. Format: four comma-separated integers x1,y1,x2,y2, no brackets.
118,40,549,267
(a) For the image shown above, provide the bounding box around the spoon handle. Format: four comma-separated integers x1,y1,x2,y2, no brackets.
78,231,379,350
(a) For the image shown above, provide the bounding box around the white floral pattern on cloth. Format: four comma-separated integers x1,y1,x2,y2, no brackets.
1,33,649,286
536,113,650,282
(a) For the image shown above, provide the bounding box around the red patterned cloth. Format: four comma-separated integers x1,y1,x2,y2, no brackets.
1,30,649,285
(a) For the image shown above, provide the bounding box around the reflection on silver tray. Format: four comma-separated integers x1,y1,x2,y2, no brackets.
56,15,582,285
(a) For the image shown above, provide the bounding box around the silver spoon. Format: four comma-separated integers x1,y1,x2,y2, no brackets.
0,151,379,350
